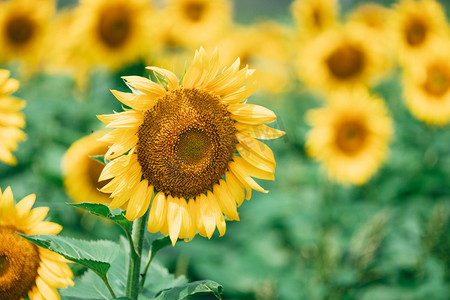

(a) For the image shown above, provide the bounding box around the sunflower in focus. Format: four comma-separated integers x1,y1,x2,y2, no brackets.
0,186,74,299
402,44,450,125
291,0,339,39
163,0,232,47
70,0,157,70
391,0,449,65
98,48,284,245
63,131,112,205
217,22,292,94
298,24,389,93
306,89,393,185
0,70,26,166
0,0,54,68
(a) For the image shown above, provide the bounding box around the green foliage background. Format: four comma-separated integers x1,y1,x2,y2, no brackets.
1,0,449,299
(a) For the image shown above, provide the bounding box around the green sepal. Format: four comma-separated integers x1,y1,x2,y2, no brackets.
154,280,223,300
69,202,132,233
89,155,109,165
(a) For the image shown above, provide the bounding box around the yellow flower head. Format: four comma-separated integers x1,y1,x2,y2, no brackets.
0,70,26,165
347,3,393,43
391,0,449,65
298,23,389,93
62,131,112,205
0,0,54,66
97,47,284,245
217,22,292,94
0,186,74,299
163,0,232,46
69,0,158,70
402,42,450,125
306,89,393,185
291,0,339,38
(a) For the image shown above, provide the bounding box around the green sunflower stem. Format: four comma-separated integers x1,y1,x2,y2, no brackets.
126,208,150,299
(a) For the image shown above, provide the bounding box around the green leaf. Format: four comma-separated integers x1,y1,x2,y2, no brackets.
69,202,132,233
19,234,119,277
154,280,223,300
90,155,107,165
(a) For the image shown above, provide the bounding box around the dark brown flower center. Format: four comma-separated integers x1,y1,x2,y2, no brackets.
423,64,450,97
326,44,365,79
4,14,35,46
312,7,323,29
97,4,131,49
0,225,40,300
137,88,237,199
184,1,206,22
335,120,367,155
404,17,427,47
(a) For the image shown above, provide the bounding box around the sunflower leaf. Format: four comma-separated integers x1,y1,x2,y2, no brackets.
154,280,223,300
69,202,132,233
18,234,118,278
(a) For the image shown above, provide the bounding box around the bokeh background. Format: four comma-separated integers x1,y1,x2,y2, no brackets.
0,0,449,299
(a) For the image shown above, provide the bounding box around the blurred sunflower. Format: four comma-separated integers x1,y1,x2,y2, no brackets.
217,22,292,94
0,70,26,166
306,89,393,185
0,186,74,299
291,0,339,38
347,3,392,44
98,48,284,245
0,0,54,68
70,0,157,70
63,131,112,205
163,0,232,47
391,0,449,65
402,44,450,125
298,24,389,93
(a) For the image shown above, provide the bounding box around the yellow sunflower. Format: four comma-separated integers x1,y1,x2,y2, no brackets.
347,3,393,43
291,0,339,39
0,0,54,68
163,0,232,47
391,0,449,65
306,89,393,185
97,47,284,245
0,186,74,299
402,43,450,125
217,22,292,94
62,131,112,205
298,23,389,93
70,0,158,70
0,70,26,166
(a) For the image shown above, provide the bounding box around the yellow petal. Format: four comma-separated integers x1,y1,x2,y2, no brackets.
121,76,166,98
228,104,277,125
28,222,62,235
229,161,267,194
233,156,274,180
148,192,167,233
125,180,150,221
236,133,276,165
15,194,36,217
213,180,239,221
197,194,216,239
36,277,60,300
167,196,182,246
235,123,285,140
225,171,245,207
220,80,258,105
146,67,179,90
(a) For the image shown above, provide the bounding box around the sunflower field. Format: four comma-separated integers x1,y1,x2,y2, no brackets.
0,0,449,299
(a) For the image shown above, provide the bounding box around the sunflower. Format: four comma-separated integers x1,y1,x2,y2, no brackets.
62,131,112,205
69,0,157,70
217,22,292,94
391,0,449,65
98,48,284,245
298,23,389,93
347,3,392,43
0,0,54,67
291,0,339,39
0,186,74,299
0,70,26,166
306,89,393,185
402,43,450,125
163,0,232,47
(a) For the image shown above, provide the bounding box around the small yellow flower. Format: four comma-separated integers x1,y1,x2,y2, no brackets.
62,131,112,205
163,0,232,46
402,43,450,125
298,23,389,93
0,70,26,165
97,47,284,245
0,186,74,299
0,0,54,68
291,0,339,39
390,0,449,65
306,89,393,185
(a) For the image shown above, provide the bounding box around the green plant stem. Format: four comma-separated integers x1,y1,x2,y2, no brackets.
139,249,154,292
126,209,150,299
100,274,117,298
